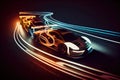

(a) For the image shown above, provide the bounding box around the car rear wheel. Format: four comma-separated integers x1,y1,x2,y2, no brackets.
58,44,67,55
38,35,46,45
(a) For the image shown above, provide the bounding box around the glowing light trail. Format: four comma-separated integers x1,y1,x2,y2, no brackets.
14,25,91,79
43,13,120,44
45,15,120,35
14,21,120,79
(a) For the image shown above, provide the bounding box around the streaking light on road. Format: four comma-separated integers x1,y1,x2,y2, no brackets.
14,23,120,79
16,22,26,37
13,12,120,79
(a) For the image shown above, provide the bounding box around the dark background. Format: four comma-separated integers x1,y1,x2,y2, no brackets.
1,0,120,80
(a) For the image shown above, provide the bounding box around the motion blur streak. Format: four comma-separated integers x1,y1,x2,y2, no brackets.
43,12,120,44
14,25,84,79
13,21,120,79
45,15,120,35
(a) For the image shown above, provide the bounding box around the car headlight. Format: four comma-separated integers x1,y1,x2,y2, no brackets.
81,36,91,44
72,50,85,54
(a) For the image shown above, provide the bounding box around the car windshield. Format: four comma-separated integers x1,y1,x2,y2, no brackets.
62,33,78,41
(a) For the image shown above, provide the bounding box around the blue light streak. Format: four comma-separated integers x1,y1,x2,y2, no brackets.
42,12,120,44
44,13,120,37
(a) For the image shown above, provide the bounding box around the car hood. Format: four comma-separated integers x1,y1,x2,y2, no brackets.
72,38,86,50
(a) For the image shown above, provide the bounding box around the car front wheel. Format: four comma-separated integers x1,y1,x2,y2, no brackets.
58,44,67,55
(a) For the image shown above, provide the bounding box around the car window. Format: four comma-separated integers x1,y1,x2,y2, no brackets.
62,33,78,41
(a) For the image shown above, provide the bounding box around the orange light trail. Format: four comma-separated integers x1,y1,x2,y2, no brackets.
13,22,120,80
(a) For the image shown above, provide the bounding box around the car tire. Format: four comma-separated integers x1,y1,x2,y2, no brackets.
58,44,67,55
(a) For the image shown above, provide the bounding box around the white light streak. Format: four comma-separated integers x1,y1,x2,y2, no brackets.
13,22,120,80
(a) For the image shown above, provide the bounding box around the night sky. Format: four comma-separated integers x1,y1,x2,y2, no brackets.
1,0,120,80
